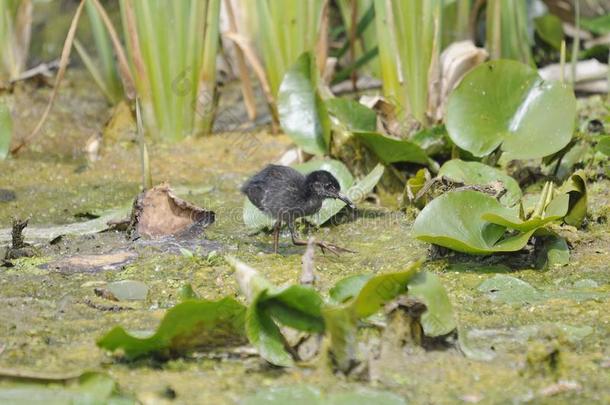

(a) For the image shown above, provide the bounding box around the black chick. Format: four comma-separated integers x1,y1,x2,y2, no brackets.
241,164,355,254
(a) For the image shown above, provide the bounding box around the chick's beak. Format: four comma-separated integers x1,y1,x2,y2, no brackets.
334,191,355,209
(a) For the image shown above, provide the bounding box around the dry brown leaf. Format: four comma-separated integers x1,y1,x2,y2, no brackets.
130,183,215,238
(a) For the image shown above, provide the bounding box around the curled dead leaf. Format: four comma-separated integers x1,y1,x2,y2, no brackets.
130,183,215,238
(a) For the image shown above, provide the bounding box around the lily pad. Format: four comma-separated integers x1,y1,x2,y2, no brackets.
0,372,133,404
481,194,569,232
438,159,522,206
326,98,377,132
106,280,149,301
97,298,247,360
353,131,430,165
278,52,330,155
240,386,406,405
0,103,12,160
445,60,576,159
406,272,456,337
412,190,535,254
477,275,543,304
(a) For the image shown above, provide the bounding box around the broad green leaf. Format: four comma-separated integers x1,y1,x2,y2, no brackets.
0,103,13,160
326,98,377,132
410,125,449,156
406,272,456,336
438,159,522,206
97,298,247,360
0,372,133,404
413,190,534,254
305,163,384,226
106,280,149,301
353,131,429,165
321,305,358,373
482,194,569,232
241,386,322,405
229,256,325,366
246,293,294,367
580,13,610,35
260,285,325,333
559,171,587,227
294,159,354,190
536,234,570,270
477,275,543,305
534,14,564,50
240,386,406,405
278,52,330,155
350,260,422,318
243,198,276,230
445,60,576,159
328,274,372,304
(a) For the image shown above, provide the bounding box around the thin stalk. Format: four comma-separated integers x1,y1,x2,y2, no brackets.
84,0,122,103
571,0,580,84
193,0,220,135
560,40,566,84
136,98,152,190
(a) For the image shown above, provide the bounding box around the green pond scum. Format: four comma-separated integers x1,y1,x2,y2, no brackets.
1,1,610,404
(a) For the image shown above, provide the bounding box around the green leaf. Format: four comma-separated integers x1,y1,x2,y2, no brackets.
260,285,325,333
328,274,372,304
240,386,407,405
229,256,325,366
438,159,522,206
106,280,149,301
97,298,247,360
305,163,384,226
534,14,564,50
410,125,449,156
353,131,430,165
321,304,358,372
595,135,610,156
481,194,569,232
350,260,422,318
326,98,377,132
559,170,587,227
278,52,330,155
246,293,294,367
0,372,133,404
0,103,13,160
477,275,543,305
243,198,276,230
536,234,570,270
445,60,576,159
294,159,354,190
406,272,456,337
580,13,610,35
413,190,534,254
